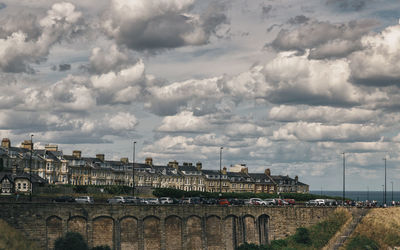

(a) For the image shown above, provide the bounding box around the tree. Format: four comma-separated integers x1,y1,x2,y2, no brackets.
293,227,311,245
54,232,88,250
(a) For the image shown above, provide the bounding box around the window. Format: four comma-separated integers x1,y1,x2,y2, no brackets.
23,183,27,189
17,183,21,189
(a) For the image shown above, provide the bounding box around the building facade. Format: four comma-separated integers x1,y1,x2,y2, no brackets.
0,138,309,194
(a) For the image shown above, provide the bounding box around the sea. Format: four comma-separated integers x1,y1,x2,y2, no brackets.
310,190,400,205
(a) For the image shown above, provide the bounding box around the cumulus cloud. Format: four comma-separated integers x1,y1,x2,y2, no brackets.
349,24,400,86
269,105,377,123
145,77,224,116
0,2,84,73
272,122,383,142
270,19,378,59
90,60,145,104
88,44,130,74
157,111,211,133
102,0,227,51
326,0,368,11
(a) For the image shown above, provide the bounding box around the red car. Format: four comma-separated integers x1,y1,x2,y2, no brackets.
284,199,295,205
218,199,230,205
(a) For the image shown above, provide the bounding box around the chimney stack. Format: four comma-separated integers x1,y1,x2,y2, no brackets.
145,157,153,166
96,154,105,162
265,168,271,176
295,175,298,182
73,150,81,158
21,140,33,150
1,138,10,148
168,160,179,170
240,167,248,174
121,157,129,164
45,144,58,152
222,166,227,175
196,162,202,171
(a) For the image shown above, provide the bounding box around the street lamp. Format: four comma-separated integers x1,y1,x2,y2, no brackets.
132,141,136,197
342,152,345,205
382,185,385,206
29,134,33,202
383,157,387,205
219,147,223,196
391,181,394,205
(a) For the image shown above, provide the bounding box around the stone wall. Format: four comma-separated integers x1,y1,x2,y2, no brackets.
0,203,336,250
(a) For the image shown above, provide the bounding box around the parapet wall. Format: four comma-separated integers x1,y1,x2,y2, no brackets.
0,203,336,250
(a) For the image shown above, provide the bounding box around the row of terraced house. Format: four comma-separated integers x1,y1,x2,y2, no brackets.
0,138,309,195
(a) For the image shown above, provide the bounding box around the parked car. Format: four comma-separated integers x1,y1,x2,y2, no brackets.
125,196,141,204
140,198,149,204
228,198,244,205
306,200,318,206
276,199,289,206
315,199,326,206
52,196,75,203
264,199,277,206
107,196,126,204
325,199,337,206
284,199,295,205
203,198,217,205
146,198,160,204
75,196,94,203
159,197,174,204
250,198,267,205
218,198,230,205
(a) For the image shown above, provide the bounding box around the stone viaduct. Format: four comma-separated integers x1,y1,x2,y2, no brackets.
0,203,337,250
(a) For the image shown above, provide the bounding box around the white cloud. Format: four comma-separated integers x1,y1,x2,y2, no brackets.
157,111,211,133
272,122,383,142
350,24,400,86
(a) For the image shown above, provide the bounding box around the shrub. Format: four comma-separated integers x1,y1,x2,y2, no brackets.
91,246,111,250
73,185,88,194
237,242,261,250
346,235,379,250
54,232,88,250
293,227,311,245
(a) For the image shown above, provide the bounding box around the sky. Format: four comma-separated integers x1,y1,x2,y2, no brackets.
1,0,400,191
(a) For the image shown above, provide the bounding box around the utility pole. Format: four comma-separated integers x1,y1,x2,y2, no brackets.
367,186,369,201
384,157,387,205
342,152,345,205
132,141,136,197
219,147,223,196
29,134,33,202
391,181,394,204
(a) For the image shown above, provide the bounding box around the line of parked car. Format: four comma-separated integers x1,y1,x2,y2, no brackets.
305,199,338,206
52,195,298,206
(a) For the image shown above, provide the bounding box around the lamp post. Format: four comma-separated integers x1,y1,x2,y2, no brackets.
391,181,394,205
342,152,345,205
382,185,385,206
219,147,223,196
383,157,387,205
132,141,136,197
29,134,33,202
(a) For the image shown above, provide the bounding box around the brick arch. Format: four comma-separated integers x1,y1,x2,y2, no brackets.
243,214,257,244
119,216,139,250
258,214,270,245
143,216,161,250
206,215,223,250
224,215,239,249
186,215,203,250
46,215,63,250
165,215,183,250
92,216,114,249
68,216,88,241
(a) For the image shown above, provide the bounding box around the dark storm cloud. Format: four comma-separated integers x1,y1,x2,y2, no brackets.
326,0,367,11
52,64,71,71
261,5,272,18
104,1,227,52
288,15,310,25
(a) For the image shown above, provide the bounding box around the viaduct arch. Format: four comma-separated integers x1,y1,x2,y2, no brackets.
0,203,336,250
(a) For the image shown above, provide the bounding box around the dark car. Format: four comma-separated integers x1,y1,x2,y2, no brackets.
52,196,75,203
